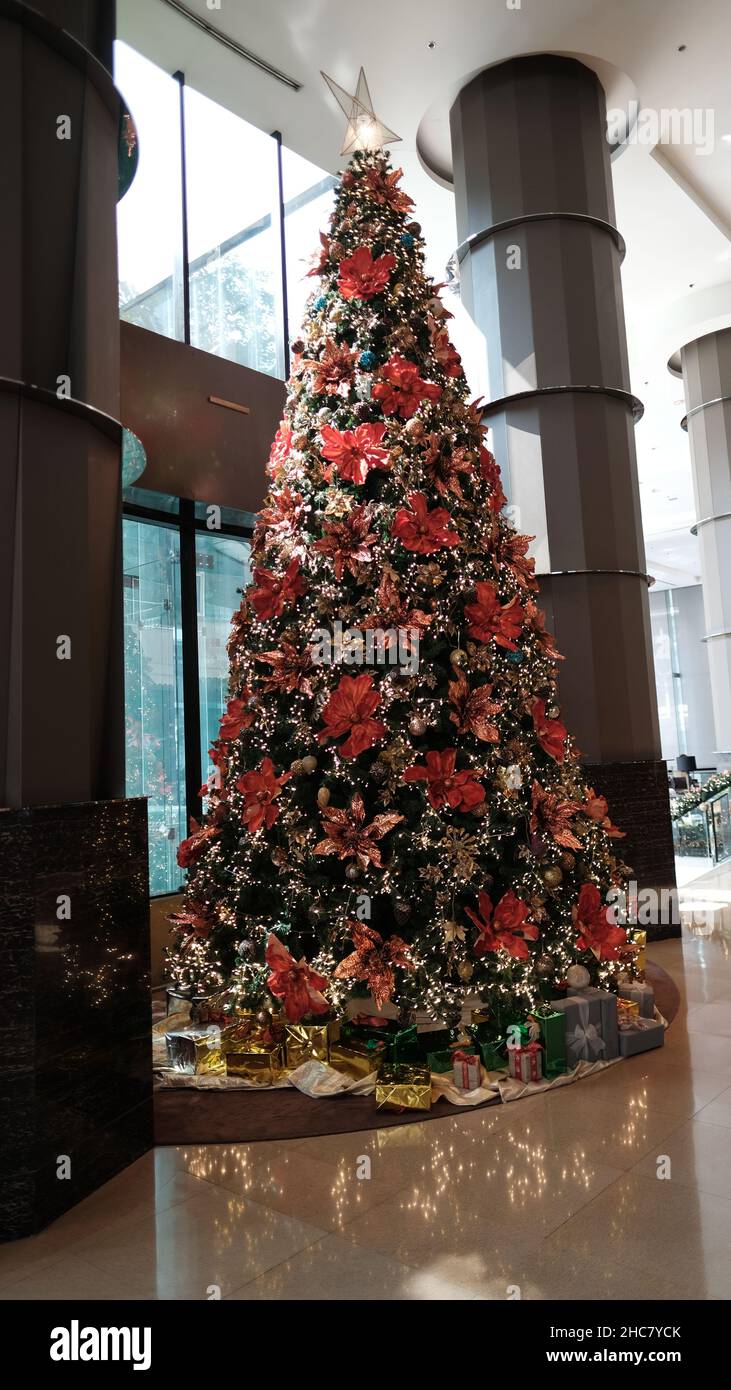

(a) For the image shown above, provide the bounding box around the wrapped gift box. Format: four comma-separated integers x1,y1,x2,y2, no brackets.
329,1038,386,1080
471,1037,507,1072
165,1026,225,1076
507,1041,543,1083
532,1008,566,1076
552,988,619,1064
617,997,640,1028
284,1021,331,1069
223,1039,286,1083
417,1027,452,1057
342,1017,420,1063
375,1064,432,1112
425,1048,454,1074
617,1017,664,1057
452,1050,481,1090
618,981,655,1019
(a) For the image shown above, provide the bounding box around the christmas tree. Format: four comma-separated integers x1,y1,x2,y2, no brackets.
167,143,630,1031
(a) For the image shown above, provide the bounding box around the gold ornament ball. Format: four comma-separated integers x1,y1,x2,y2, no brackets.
290,759,303,775
450,648,468,668
408,714,427,737
546,705,561,720
457,961,474,982
316,786,331,807
542,865,563,888
345,863,360,882
256,1008,272,1027
559,852,576,872
301,755,318,774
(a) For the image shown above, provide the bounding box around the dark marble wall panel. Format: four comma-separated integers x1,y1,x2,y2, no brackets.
587,759,679,938
0,797,152,1241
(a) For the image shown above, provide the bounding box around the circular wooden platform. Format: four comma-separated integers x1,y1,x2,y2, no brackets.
154,961,680,1146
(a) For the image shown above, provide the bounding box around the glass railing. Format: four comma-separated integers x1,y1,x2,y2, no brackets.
672,786,731,865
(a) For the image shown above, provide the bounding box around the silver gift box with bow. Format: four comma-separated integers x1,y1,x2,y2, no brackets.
551,988,619,1065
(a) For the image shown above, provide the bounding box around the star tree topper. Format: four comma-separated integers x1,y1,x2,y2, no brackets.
321,67,401,155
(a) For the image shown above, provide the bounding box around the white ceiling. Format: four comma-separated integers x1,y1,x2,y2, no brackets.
119,0,731,588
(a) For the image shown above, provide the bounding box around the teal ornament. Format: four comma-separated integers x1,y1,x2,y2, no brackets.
313,295,327,312
359,350,376,369
400,232,414,248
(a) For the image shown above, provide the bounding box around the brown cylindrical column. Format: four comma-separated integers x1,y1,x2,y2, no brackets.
0,0,124,805
680,328,731,760
450,55,675,896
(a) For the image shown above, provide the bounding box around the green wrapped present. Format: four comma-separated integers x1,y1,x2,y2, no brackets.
425,1048,454,1074
417,1027,452,1057
342,1016,420,1062
531,1007,566,1076
375,1063,431,1112
473,1037,507,1072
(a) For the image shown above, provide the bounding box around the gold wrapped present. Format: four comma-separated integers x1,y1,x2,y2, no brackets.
617,997,640,1030
631,929,647,979
285,1021,330,1069
375,1063,432,1112
471,1008,490,1026
165,1026,225,1076
222,1038,285,1084
329,1038,386,1080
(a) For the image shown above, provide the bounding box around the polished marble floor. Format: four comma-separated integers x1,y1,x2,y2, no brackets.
3,863,731,1301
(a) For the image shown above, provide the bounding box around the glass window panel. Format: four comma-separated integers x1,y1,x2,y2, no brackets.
115,42,185,340
184,87,284,376
196,533,252,781
123,519,187,896
281,146,337,342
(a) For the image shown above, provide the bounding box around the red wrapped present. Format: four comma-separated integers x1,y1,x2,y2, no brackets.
508,1040,543,1083
452,1049,481,1090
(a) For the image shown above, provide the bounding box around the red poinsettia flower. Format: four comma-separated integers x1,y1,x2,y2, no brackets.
392,491,460,554
169,899,215,940
464,581,524,650
403,748,485,812
363,571,433,652
218,694,255,742
532,698,568,764
306,230,332,278
465,889,540,960
320,422,390,486
236,757,290,833
265,932,330,1022
479,446,507,513
530,780,581,849
176,818,220,868
303,338,357,396
583,788,625,838
431,327,463,377
250,557,306,622
255,488,306,553
338,245,396,301
333,921,414,1012
314,794,403,869
317,673,387,759
361,164,415,213
372,354,442,419
572,883,627,961
256,642,314,696
313,505,378,580
266,421,292,477
422,435,472,501
524,600,564,663
499,532,538,591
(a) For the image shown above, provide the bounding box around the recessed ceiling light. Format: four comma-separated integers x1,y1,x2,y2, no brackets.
428,40,436,49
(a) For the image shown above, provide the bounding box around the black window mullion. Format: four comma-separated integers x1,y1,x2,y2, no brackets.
179,498,202,829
